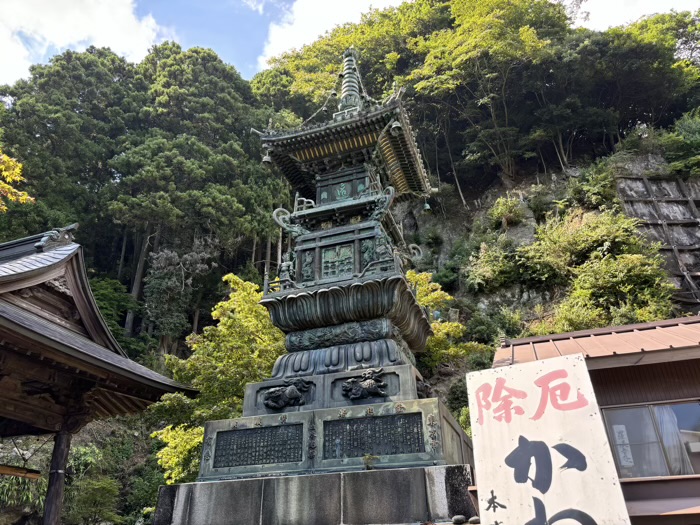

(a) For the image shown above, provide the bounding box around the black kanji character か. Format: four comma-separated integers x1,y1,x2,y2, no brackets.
505,435,553,494
505,436,588,494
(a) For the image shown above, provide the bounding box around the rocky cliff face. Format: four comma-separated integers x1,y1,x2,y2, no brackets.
398,149,697,411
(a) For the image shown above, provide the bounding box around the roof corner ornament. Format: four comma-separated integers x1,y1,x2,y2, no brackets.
273,208,310,238
35,223,79,253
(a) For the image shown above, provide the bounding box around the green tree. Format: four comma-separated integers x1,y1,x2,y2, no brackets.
411,0,569,182
0,47,144,242
64,476,123,525
0,148,33,212
151,274,285,483
143,241,218,354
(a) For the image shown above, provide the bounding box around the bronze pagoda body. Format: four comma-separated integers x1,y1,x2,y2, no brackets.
154,49,476,525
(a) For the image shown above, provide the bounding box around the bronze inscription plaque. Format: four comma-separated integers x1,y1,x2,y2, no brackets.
323,413,425,459
213,424,303,468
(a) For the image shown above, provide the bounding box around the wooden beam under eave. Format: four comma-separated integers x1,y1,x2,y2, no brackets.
0,386,65,433
0,464,41,480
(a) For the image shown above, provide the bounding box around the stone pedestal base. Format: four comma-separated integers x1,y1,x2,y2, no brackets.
198,398,473,480
154,465,477,525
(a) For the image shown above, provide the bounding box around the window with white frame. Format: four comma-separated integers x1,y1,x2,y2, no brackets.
603,401,700,479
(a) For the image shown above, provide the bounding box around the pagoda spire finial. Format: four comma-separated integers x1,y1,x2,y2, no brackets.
338,47,363,112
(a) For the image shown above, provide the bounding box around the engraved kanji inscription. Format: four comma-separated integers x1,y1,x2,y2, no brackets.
323,413,425,459
213,424,303,468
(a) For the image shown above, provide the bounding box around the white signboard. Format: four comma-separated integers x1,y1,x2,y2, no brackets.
467,354,630,525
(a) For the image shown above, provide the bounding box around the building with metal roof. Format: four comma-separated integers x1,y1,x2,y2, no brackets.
493,317,700,524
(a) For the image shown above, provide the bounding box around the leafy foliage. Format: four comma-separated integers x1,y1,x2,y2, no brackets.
488,196,525,229
660,109,700,176
518,209,647,286
0,475,47,515
566,162,619,211
64,476,123,525
151,274,284,483
144,240,218,353
151,425,204,485
463,235,518,292
91,278,154,358
0,148,33,212
446,380,469,415
406,269,453,310
529,253,675,334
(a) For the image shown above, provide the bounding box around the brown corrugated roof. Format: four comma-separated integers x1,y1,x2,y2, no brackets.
494,316,700,368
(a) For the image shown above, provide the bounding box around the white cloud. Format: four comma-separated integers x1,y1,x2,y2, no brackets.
579,0,699,30
0,0,173,85
240,0,266,15
256,0,404,71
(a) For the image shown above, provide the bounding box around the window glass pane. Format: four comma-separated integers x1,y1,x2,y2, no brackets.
656,402,700,475
605,407,669,478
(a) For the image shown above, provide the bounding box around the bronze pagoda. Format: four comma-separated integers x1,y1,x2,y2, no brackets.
154,48,476,525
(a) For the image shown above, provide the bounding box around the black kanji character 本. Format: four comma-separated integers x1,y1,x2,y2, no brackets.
525,497,598,525
486,490,507,512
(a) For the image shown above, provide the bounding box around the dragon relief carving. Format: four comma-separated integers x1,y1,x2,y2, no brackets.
369,187,395,222
262,378,312,409
341,368,389,400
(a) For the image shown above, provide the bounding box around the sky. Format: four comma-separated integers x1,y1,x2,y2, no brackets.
0,0,698,86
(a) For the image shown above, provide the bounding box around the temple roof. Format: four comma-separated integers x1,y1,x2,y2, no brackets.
260,50,432,200
0,225,195,436
0,225,124,355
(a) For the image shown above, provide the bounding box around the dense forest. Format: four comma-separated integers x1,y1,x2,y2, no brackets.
1,0,700,522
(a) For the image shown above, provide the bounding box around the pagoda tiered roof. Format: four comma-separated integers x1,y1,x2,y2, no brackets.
261,98,431,201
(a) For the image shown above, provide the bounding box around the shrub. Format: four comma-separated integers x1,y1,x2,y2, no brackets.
661,109,700,176
466,347,495,371
446,380,469,415
526,184,552,223
64,476,123,525
420,320,493,373
566,161,619,211
432,260,461,292
462,235,518,292
458,407,472,437
465,310,499,344
488,196,525,229
424,228,444,252
406,270,453,310
528,253,675,334
517,209,646,286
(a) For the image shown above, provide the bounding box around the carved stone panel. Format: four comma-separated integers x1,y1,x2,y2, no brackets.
213,424,304,468
301,250,315,282
261,378,313,409
285,319,392,352
322,413,425,459
340,368,388,400
322,244,354,279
